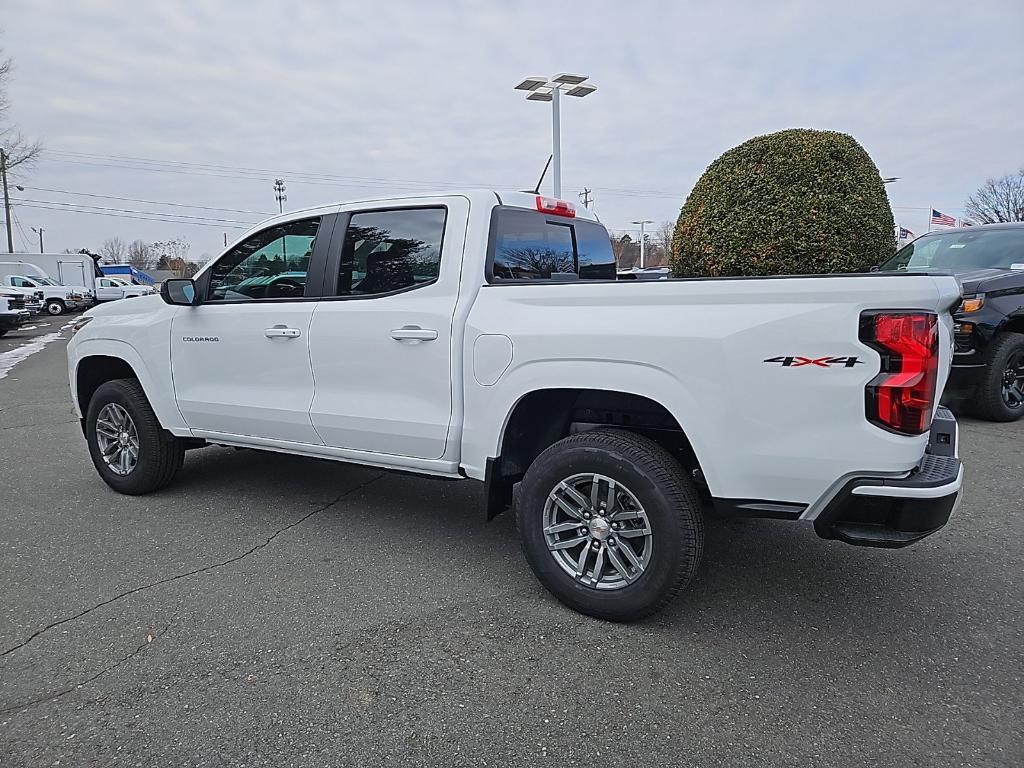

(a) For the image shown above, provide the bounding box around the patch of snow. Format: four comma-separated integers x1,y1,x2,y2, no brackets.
0,320,76,380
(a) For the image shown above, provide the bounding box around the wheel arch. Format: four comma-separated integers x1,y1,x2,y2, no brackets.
72,339,189,435
995,315,1024,336
484,385,710,519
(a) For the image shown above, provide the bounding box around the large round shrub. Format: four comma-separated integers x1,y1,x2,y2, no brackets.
669,128,895,277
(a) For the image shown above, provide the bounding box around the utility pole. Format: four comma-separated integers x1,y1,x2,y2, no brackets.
1,147,13,254
273,178,287,213
579,188,593,208
31,226,44,253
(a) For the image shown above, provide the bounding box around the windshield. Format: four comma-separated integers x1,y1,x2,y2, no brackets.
881,228,1024,272
34,277,58,285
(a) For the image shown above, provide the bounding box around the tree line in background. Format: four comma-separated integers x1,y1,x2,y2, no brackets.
63,236,205,278
965,169,1024,224
607,221,674,269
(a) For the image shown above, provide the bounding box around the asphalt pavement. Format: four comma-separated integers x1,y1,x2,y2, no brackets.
0,322,1021,767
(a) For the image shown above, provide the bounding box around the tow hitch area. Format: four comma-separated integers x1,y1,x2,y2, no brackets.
814,407,962,548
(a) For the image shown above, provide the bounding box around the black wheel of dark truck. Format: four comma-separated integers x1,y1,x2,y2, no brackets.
516,428,704,622
86,379,185,494
973,333,1024,422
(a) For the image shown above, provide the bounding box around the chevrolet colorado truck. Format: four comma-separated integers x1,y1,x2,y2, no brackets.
67,191,965,620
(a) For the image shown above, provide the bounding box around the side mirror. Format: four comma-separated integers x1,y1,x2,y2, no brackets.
161,278,200,306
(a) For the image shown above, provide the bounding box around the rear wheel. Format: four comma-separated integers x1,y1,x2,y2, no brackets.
974,333,1024,422
517,428,704,621
86,379,185,494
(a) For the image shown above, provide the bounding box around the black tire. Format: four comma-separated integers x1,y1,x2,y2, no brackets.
85,379,185,494
45,299,66,316
0,329,7,337
973,333,1024,422
516,428,704,622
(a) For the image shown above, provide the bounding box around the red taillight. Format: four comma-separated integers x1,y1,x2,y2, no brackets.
535,195,576,218
860,311,939,435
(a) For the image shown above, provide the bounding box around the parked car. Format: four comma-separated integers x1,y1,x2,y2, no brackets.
0,287,31,336
67,191,964,621
0,263,92,315
94,276,156,302
878,222,1024,421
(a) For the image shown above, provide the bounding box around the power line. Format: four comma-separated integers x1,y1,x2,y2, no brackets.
12,197,256,225
20,185,274,215
41,148,968,208
13,202,250,229
11,208,31,251
45,148,684,198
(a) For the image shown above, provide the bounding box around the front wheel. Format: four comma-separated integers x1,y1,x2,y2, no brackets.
974,333,1024,422
45,299,66,315
516,428,704,622
85,379,185,494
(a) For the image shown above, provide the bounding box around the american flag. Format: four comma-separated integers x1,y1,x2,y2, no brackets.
899,227,915,239
931,209,956,226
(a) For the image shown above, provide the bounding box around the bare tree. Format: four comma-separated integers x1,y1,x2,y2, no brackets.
152,237,192,276
126,239,153,269
0,50,43,174
965,170,1024,224
610,232,639,269
100,236,127,264
656,221,674,261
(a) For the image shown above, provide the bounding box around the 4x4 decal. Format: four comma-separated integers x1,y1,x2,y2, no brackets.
764,355,864,368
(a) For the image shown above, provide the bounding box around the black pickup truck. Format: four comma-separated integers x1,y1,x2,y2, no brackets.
879,222,1024,421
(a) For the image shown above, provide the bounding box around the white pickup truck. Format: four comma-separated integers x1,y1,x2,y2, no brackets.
67,191,965,620
94,275,156,302
0,272,90,315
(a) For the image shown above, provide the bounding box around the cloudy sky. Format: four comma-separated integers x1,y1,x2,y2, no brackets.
3,0,1022,260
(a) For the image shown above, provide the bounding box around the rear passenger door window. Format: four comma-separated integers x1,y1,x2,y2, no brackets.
334,208,446,297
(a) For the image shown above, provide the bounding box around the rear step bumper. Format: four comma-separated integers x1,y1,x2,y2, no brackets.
813,407,963,548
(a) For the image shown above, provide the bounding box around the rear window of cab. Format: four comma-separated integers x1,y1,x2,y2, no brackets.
489,208,617,281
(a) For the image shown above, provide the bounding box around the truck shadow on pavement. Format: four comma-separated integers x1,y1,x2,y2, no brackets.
160,445,957,637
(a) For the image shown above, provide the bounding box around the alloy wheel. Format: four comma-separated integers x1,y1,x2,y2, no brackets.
95,403,140,476
542,473,653,591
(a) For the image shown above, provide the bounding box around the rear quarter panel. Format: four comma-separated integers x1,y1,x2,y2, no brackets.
463,274,959,506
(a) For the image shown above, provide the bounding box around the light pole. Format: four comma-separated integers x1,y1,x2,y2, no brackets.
31,226,44,253
632,219,654,268
514,74,597,199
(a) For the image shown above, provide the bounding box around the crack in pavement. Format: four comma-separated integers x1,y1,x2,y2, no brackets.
0,418,77,431
0,472,384,659
0,618,176,715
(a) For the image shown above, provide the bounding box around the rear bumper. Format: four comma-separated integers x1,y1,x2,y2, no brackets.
813,407,962,548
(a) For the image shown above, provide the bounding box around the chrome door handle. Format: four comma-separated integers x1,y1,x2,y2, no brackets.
390,326,438,343
265,326,301,339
